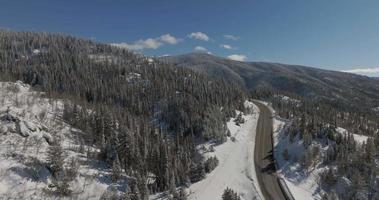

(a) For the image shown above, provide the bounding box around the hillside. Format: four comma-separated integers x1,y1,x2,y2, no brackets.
1,29,378,200
0,29,246,199
161,53,379,109
0,81,113,199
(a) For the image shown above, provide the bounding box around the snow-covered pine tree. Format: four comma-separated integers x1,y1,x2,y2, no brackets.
221,188,241,200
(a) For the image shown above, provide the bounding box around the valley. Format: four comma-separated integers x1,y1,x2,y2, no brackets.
0,28,378,200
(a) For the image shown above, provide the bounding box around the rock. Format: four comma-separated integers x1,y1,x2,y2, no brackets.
17,121,31,137
43,133,53,145
24,121,37,132
7,123,17,133
0,114,19,123
0,125,7,134
39,124,49,132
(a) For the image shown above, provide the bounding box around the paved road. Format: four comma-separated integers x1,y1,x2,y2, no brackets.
253,101,287,200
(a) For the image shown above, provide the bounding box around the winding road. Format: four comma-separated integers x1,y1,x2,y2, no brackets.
253,101,287,200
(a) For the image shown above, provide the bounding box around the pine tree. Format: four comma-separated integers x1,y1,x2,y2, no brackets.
221,188,240,200
46,137,64,178
46,137,71,195
177,187,188,200
100,186,121,200
282,148,290,161
130,178,142,200
111,155,122,182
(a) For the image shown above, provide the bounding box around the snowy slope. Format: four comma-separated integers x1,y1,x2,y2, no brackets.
0,81,116,199
335,127,369,144
272,118,322,200
271,106,371,200
188,101,262,200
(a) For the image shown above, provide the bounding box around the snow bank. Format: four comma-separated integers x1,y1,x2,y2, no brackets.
188,101,262,200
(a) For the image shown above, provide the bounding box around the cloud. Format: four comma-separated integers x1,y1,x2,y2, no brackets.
111,34,181,51
160,34,181,44
194,46,208,52
220,44,234,50
341,67,379,76
223,34,240,41
194,46,212,54
227,54,247,62
111,38,162,50
188,32,210,41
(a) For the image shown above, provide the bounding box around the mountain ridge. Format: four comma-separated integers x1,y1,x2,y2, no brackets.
160,53,379,108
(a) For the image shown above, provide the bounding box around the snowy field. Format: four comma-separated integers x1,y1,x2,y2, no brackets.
188,101,263,200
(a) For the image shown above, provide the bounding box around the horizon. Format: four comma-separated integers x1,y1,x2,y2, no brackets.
1,0,379,76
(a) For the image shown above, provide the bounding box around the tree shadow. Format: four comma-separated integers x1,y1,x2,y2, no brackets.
9,164,50,183
83,159,129,192
261,162,276,174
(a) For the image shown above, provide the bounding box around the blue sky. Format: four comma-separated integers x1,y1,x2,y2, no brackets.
1,0,379,76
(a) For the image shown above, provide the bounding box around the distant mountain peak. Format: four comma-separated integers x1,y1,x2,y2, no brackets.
160,53,379,108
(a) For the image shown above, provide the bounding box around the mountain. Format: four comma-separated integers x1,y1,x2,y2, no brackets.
0,29,246,198
1,30,378,200
161,53,379,108
373,77,379,80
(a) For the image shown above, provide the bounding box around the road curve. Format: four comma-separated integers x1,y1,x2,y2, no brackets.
253,101,287,200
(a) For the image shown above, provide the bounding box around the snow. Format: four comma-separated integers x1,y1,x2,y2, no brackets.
0,81,115,199
275,95,301,105
88,54,119,63
272,115,323,200
336,127,369,144
32,49,41,55
270,104,371,200
188,101,262,200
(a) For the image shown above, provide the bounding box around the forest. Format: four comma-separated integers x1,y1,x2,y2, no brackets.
1,29,378,199
0,29,245,199
261,91,379,199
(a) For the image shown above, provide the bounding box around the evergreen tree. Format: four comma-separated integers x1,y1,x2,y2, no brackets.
221,188,240,200
111,155,122,182
46,137,64,178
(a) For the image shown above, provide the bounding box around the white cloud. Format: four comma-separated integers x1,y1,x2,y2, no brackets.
160,34,181,44
227,54,247,62
194,46,212,54
111,38,162,50
341,67,379,76
188,32,210,41
111,34,181,51
220,44,234,50
194,46,208,52
223,34,240,41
